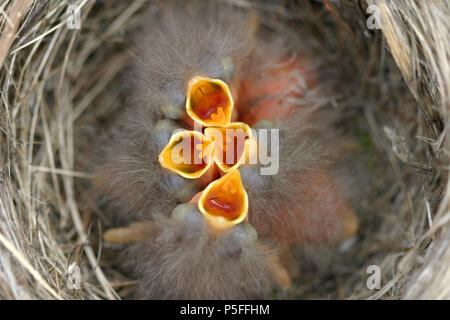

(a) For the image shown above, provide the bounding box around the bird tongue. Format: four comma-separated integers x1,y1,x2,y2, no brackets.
193,88,228,121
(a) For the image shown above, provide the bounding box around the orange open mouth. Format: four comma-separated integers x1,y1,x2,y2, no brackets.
204,122,256,173
186,76,233,127
198,169,248,231
158,130,214,179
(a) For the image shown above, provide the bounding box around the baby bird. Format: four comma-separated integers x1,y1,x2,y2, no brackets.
122,204,275,299
94,2,249,221
94,0,358,299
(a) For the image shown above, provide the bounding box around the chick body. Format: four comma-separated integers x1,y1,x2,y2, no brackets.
125,205,274,299
95,0,358,299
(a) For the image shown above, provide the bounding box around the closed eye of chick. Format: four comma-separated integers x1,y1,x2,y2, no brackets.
93,0,359,299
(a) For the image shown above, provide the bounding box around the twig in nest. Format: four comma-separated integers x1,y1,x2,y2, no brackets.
0,0,33,69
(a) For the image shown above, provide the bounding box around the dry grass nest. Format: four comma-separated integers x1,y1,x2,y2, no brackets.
0,0,449,299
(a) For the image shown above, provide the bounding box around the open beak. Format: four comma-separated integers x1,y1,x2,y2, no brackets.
204,122,256,173
198,169,248,231
159,130,215,179
186,76,233,127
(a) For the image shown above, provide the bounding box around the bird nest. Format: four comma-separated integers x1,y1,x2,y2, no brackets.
0,0,449,299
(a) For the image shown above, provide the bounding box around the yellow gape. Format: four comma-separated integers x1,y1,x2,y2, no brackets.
186,76,233,127
198,169,248,231
158,130,214,179
205,122,256,173
160,75,252,232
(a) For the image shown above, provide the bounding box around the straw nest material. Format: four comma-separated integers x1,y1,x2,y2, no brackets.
0,0,449,299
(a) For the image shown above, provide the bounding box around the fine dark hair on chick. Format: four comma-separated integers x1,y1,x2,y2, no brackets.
243,109,356,246
124,212,274,299
92,111,176,223
94,0,358,299
93,1,258,223
129,0,255,121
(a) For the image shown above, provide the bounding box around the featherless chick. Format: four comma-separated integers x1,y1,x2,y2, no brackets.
94,0,359,299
